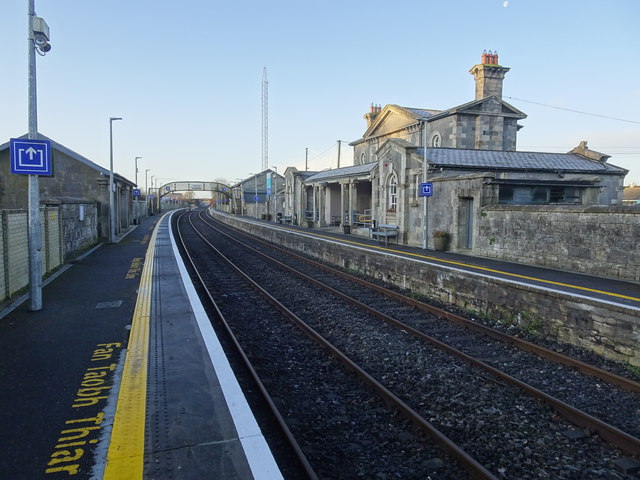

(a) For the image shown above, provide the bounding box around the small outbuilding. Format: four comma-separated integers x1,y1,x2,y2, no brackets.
0,133,136,246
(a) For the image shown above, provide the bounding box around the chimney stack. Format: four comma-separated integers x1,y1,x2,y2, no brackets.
364,103,382,127
470,50,510,100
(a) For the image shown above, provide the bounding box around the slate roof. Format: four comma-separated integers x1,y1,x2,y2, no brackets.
418,148,627,174
305,163,377,182
400,107,443,119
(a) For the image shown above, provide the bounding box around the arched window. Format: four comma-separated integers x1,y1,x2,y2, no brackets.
360,152,366,164
388,174,398,211
431,132,442,148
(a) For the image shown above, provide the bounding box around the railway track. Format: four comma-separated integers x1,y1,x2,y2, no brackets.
176,209,640,479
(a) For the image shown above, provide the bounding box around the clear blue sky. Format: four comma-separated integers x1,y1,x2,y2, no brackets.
2,0,639,188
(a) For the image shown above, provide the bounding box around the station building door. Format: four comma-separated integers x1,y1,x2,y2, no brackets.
457,197,474,249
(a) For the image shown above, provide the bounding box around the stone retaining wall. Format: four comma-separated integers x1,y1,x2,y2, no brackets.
213,210,640,367
475,205,640,282
60,201,98,260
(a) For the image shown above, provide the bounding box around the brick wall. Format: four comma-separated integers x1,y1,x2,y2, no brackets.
475,205,640,281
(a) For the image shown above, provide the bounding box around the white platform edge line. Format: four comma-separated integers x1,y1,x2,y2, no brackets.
167,211,284,480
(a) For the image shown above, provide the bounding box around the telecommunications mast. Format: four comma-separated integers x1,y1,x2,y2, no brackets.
262,67,268,171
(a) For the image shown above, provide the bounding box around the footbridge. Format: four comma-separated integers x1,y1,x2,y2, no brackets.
156,181,232,211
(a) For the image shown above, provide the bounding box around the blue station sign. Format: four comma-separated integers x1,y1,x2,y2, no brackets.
133,189,141,197
10,138,52,175
419,182,433,197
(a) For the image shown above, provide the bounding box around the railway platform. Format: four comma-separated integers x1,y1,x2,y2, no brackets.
0,211,282,480
230,213,640,310
1,207,638,479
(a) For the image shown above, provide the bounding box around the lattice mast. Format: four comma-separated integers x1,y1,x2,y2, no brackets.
262,67,268,172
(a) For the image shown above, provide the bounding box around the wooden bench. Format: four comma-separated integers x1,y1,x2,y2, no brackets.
370,224,399,246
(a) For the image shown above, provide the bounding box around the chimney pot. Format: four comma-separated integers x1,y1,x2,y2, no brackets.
481,50,487,64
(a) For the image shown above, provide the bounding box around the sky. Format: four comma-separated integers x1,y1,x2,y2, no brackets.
1,0,639,190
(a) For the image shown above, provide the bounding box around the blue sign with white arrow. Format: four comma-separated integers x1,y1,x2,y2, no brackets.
10,138,52,175
419,182,433,197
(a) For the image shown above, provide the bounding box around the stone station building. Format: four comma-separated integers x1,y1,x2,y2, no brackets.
282,52,636,280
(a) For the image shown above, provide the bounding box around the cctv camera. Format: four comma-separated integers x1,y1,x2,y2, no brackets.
34,33,51,52
34,33,48,46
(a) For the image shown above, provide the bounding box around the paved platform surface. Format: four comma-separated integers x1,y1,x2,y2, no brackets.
0,211,280,480
249,216,640,310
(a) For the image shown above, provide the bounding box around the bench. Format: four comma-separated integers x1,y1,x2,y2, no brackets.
370,224,399,246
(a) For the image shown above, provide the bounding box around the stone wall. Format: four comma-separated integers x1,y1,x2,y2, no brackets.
212,210,640,366
475,205,640,281
60,201,98,260
44,208,62,271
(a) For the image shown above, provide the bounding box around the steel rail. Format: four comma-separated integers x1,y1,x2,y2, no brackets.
198,210,640,456
176,211,318,480
188,211,497,480
201,210,640,395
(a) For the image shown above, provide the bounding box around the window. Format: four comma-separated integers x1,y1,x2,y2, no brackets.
430,132,442,148
388,174,398,211
499,185,582,205
360,152,366,164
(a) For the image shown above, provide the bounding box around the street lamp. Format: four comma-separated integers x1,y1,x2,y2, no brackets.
109,117,122,243
272,166,278,222
135,156,141,186
150,175,155,214
134,156,141,224
235,178,244,215
145,169,150,215
249,173,258,219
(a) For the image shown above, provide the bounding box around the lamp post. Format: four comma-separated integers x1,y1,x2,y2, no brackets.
145,169,150,216
134,156,141,224
26,0,51,311
235,178,244,215
251,174,258,219
272,166,278,222
109,117,122,243
150,175,155,214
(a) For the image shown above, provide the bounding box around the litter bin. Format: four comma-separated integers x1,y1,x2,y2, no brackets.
343,224,351,234
307,220,314,228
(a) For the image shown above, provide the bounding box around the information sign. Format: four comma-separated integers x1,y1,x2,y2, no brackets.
133,189,141,197
10,138,52,175
419,182,433,197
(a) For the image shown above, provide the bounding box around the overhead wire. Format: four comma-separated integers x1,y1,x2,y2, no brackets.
504,96,640,125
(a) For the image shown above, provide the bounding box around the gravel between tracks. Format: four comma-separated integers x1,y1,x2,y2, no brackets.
185,214,639,479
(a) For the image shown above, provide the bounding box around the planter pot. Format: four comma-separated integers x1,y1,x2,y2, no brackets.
433,237,448,251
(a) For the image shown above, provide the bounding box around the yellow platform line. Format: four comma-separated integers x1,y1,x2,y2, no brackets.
276,225,640,304
104,221,160,479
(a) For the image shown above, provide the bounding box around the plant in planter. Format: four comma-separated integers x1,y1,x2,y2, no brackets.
432,229,450,251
